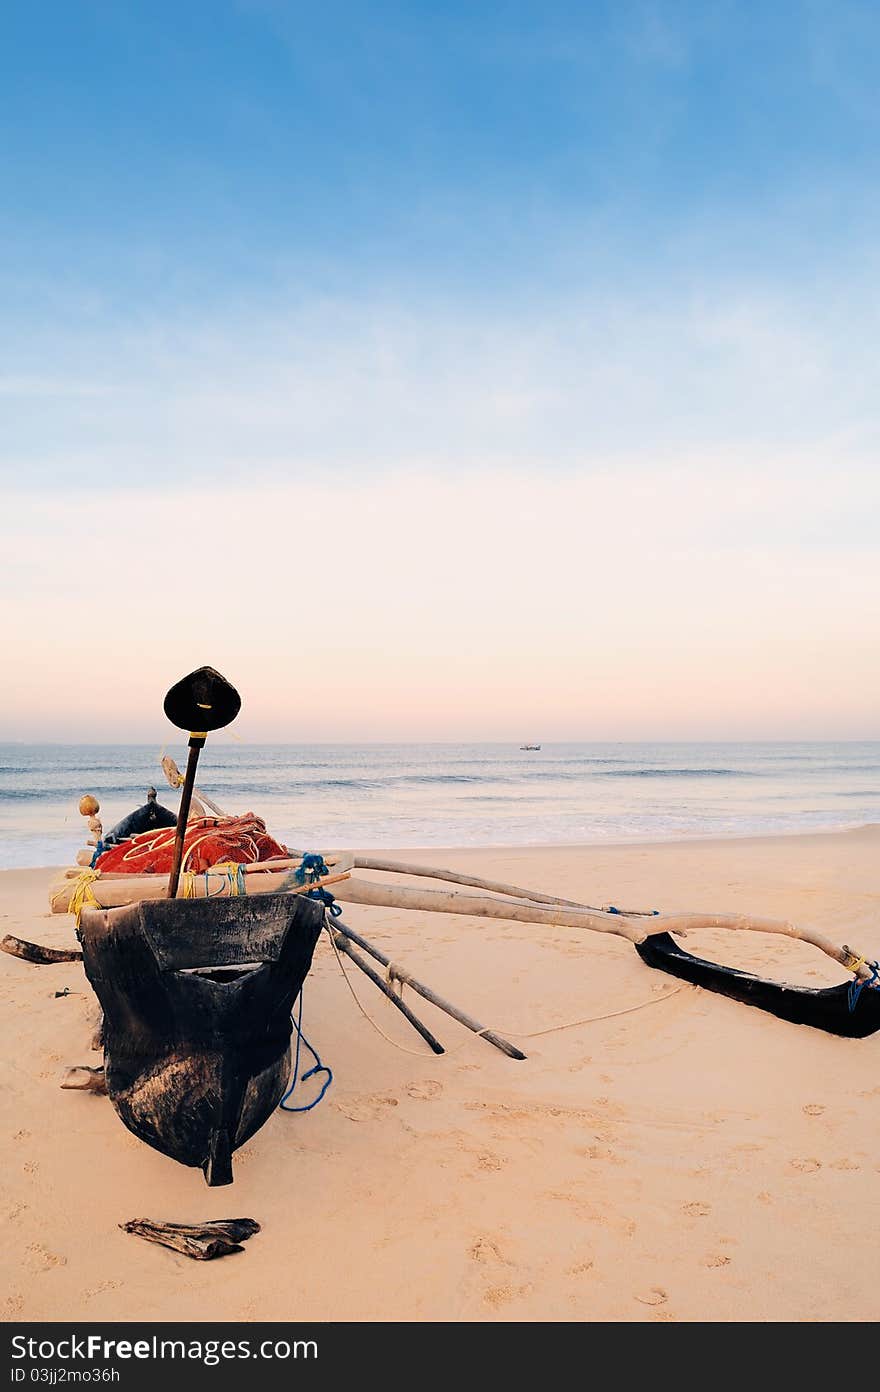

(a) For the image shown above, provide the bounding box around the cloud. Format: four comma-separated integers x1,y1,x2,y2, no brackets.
1,269,878,490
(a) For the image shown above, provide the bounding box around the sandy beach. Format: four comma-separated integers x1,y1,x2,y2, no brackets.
2,826,879,1324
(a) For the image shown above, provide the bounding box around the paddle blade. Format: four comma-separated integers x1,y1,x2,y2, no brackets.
163,666,241,734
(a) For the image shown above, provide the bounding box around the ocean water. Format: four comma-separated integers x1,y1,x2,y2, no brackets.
0,742,878,870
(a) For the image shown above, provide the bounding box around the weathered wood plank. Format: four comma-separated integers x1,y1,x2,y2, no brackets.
1,934,82,964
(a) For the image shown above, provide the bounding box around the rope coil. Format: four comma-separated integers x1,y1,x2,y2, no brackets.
68,870,102,927
848,959,880,1012
279,988,333,1113
293,853,331,886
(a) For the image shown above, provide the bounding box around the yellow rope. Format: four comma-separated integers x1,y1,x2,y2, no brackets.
68,870,102,926
177,865,248,899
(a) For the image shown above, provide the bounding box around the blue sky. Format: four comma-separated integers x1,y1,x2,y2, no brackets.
4,2,879,279
1,3,878,738
2,1,879,487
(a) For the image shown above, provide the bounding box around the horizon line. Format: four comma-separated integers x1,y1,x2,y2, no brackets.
1,737,879,748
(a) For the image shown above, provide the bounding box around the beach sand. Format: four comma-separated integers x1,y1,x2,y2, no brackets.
2,826,879,1323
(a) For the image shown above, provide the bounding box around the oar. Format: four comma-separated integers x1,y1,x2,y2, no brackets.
331,932,446,1054
332,916,526,1060
163,667,241,899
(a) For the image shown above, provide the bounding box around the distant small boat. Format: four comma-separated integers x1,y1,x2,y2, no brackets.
520,744,541,751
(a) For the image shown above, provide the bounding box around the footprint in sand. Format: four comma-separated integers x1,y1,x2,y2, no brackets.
789,1158,822,1173
634,1287,668,1306
483,1284,530,1307
829,1158,861,1171
705,1254,732,1268
577,1143,622,1164
470,1236,513,1266
803,1104,825,1117
26,1244,67,1272
335,1094,399,1122
406,1079,443,1101
682,1201,710,1217
84,1281,122,1299
476,1152,503,1172
566,1260,594,1276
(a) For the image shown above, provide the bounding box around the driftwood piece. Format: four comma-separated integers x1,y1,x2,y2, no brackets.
61,1065,107,1093
331,932,445,1054
333,916,526,1060
1,934,82,964
121,1217,260,1260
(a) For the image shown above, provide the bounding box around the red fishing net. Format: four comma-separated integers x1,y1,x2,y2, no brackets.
93,815,287,875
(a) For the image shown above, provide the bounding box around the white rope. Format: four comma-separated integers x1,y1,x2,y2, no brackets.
498,983,691,1037
323,924,439,1056
322,922,692,1056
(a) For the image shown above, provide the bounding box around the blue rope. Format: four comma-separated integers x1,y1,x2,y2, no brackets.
293,852,330,886
278,884,339,1111
308,885,342,917
279,988,333,1112
848,960,880,1012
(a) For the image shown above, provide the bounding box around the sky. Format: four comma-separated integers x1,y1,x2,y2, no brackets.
1,1,878,741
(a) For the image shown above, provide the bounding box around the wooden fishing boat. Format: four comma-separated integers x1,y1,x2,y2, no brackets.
78,892,323,1185
12,664,880,1195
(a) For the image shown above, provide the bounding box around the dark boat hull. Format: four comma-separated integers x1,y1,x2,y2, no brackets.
635,932,880,1038
78,892,324,1183
102,794,177,847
